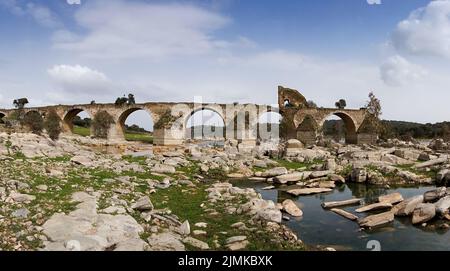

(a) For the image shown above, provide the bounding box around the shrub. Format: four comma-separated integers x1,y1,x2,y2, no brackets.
22,111,44,134
44,110,62,140
92,110,114,138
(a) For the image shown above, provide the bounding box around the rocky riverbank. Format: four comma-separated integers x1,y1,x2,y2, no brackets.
1,132,450,251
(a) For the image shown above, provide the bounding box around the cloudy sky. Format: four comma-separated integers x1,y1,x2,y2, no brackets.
0,0,449,127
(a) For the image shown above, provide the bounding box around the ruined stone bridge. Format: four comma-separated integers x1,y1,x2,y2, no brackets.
0,86,374,146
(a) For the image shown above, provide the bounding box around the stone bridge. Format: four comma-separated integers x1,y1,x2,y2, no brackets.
0,86,374,146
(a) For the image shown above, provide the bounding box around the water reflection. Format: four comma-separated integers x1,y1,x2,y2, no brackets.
232,180,450,251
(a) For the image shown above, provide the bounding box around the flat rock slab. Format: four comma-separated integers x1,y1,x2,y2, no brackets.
273,172,310,184
414,157,448,169
412,203,436,224
378,193,404,205
261,167,288,178
286,188,333,196
282,199,303,217
321,198,362,209
356,202,392,213
330,208,358,221
358,211,394,228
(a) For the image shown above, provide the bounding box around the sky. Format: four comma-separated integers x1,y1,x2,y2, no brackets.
1,0,449,129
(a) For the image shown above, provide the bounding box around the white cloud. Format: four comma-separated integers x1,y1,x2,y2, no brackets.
380,55,426,86
391,0,450,58
367,0,381,5
67,0,81,5
53,0,236,60
47,65,114,98
0,0,60,27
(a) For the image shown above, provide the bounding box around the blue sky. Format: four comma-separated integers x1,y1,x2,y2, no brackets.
1,0,450,128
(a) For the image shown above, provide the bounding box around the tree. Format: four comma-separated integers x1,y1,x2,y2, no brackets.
92,111,114,138
22,111,44,135
44,110,62,140
335,99,347,109
13,98,29,109
364,92,383,134
128,93,136,105
307,100,318,108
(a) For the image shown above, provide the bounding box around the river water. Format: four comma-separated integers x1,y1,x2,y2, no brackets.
232,181,450,251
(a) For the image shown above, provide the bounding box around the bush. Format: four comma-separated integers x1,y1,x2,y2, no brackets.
22,111,44,134
92,111,114,138
44,110,62,140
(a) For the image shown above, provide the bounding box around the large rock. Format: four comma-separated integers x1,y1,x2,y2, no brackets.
414,157,448,169
286,139,304,149
394,195,424,216
310,170,333,179
328,174,345,184
43,192,144,251
424,187,447,203
9,192,35,203
261,167,288,178
147,233,185,251
356,202,392,213
131,196,153,211
412,203,436,224
358,211,394,228
152,164,176,174
286,187,332,196
183,237,209,250
350,168,367,183
273,172,310,184
70,155,93,167
378,193,403,205
281,199,303,217
255,207,282,223
435,196,450,215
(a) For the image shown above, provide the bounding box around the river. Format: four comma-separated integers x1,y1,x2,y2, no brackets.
232,180,450,251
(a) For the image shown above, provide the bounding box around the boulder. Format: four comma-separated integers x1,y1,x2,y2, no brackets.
179,220,190,235
281,199,303,217
147,233,185,251
261,167,288,178
424,187,447,203
414,157,448,169
412,203,436,224
310,170,333,179
273,172,310,184
328,174,345,184
152,164,176,174
330,208,358,221
286,188,332,196
394,195,424,216
131,196,154,211
183,237,209,250
255,208,282,223
378,193,404,205
70,155,93,167
286,139,304,149
356,202,392,213
358,211,394,228
435,196,450,215
350,168,367,183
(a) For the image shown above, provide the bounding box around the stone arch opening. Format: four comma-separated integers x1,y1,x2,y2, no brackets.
185,108,225,141
257,111,282,141
63,109,92,136
118,108,154,144
0,112,5,124
321,112,357,144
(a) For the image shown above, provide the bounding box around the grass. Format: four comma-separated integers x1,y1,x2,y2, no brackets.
73,125,153,144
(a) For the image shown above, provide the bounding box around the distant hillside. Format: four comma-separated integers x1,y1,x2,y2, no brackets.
324,119,450,140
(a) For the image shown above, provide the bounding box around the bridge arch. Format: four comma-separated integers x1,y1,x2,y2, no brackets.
319,111,357,144
185,107,225,140
62,108,93,135
0,112,6,124
116,107,154,143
